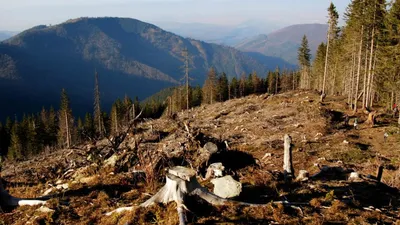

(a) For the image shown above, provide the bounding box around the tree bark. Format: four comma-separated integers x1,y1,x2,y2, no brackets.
366,28,375,109
354,26,364,112
283,134,294,180
323,21,331,95
362,42,369,108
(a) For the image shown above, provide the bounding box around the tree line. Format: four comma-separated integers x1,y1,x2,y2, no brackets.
167,67,300,114
0,67,299,160
301,0,400,112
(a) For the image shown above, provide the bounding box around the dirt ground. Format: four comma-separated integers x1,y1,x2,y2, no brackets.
1,90,400,225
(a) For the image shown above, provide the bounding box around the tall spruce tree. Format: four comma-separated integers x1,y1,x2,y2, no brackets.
298,35,312,89
323,2,340,94
202,67,217,104
58,89,73,148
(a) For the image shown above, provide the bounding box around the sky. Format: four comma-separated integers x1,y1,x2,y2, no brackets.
0,0,351,31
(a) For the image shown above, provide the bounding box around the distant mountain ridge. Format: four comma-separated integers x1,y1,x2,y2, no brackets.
235,24,328,64
0,31,19,41
0,17,293,119
154,21,281,46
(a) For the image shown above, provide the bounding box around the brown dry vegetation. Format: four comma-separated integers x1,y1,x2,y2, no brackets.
1,90,400,224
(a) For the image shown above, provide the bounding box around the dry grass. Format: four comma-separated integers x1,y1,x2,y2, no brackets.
1,91,400,224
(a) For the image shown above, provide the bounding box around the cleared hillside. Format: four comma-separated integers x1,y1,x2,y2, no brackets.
0,90,399,224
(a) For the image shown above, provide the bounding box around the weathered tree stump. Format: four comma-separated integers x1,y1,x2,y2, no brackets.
106,166,307,224
320,93,326,103
283,134,294,180
376,165,384,182
107,166,231,224
366,112,376,126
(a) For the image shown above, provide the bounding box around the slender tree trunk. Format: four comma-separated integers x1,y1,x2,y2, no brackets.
115,109,118,134
65,111,70,148
391,91,395,111
332,61,337,95
354,26,364,112
362,42,369,108
366,28,375,109
368,42,377,108
348,52,356,106
323,23,331,94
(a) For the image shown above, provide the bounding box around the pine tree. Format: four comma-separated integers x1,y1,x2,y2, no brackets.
191,85,203,107
312,42,327,90
202,67,217,104
251,71,260,94
8,122,22,160
217,72,229,102
239,73,246,97
230,77,239,99
323,2,340,94
298,35,312,89
58,89,73,148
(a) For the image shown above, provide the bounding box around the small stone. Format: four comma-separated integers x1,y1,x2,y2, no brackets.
211,176,242,198
203,142,218,154
296,170,309,181
348,172,361,181
104,154,119,168
343,140,349,144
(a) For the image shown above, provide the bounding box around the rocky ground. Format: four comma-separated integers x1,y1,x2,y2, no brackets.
1,90,400,224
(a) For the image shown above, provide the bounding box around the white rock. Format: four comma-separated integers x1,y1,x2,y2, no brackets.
211,176,242,198
348,172,361,181
296,170,309,181
343,140,349,144
203,142,218,154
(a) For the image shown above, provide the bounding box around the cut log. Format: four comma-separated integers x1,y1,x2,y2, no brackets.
283,134,294,180
0,180,47,208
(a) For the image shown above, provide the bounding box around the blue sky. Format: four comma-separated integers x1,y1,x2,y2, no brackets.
0,0,351,31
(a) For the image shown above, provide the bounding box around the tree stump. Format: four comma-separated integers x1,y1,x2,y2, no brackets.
283,134,294,180
106,166,308,223
376,165,384,182
366,112,376,126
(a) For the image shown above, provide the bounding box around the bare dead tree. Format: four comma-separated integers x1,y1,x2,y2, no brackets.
107,106,143,151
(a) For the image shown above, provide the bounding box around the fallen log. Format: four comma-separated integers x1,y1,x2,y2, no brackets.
0,180,47,209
